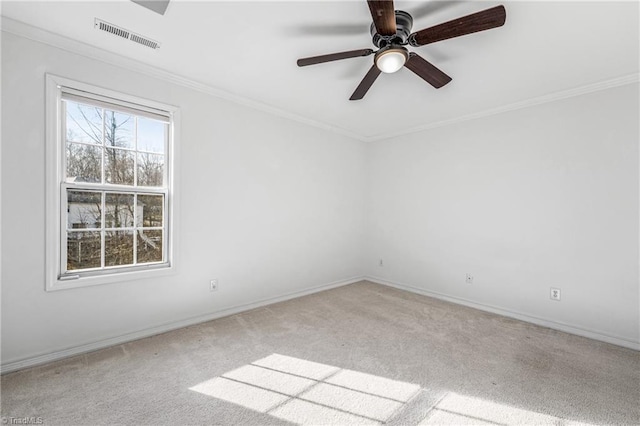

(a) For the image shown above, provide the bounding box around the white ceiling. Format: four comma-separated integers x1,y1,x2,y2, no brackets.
2,1,639,140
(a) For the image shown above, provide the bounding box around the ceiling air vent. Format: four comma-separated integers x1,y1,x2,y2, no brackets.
129,33,160,50
94,18,160,50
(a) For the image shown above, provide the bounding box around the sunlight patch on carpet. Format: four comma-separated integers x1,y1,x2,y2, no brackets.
189,353,421,425
419,393,598,426
190,354,600,425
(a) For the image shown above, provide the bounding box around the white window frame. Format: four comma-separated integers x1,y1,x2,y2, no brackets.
45,74,180,291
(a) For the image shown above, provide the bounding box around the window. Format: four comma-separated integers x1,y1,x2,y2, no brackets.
46,75,179,290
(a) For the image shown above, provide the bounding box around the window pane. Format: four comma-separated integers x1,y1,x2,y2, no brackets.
105,193,134,228
67,191,102,229
137,117,166,153
65,101,103,145
66,143,102,183
137,230,163,264
67,231,101,270
137,194,164,227
55,83,174,281
137,153,164,187
105,231,134,266
104,110,134,149
105,148,134,185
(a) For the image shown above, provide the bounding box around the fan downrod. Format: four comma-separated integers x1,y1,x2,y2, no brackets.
370,10,413,48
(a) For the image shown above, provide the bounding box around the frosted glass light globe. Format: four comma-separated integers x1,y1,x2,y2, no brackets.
376,49,408,73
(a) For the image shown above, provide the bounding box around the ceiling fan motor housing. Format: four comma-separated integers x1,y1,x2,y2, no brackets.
370,10,413,48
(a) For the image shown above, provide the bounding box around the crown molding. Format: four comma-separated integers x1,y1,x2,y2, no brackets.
0,16,367,142
2,16,638,144
366,72,640,142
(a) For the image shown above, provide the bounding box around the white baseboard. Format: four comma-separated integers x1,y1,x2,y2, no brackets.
1,276,364,374
366,276,640,351
4,275,635,374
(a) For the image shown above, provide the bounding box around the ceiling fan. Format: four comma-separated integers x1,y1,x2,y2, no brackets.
297,1,506,100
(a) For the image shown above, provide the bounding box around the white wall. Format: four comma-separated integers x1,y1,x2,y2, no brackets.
2,29,638,370
366,84,640,347
0,32,366,367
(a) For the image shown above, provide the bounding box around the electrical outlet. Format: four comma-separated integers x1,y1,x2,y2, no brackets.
210,279,218,292
550,288,561,301
379,259,384,267
466,273,473,284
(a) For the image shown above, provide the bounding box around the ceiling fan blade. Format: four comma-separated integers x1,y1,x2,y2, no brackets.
409,5,506,47
367,0,397,36
350,65,382,100
297,49,374,67
404,53,452,88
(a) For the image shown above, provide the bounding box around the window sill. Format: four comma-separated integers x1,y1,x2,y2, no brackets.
46,263,176,291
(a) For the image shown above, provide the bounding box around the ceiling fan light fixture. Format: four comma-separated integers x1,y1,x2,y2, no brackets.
375,46,408,73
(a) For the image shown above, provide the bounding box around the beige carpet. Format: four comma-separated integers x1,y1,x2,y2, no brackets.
1,281,639,425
